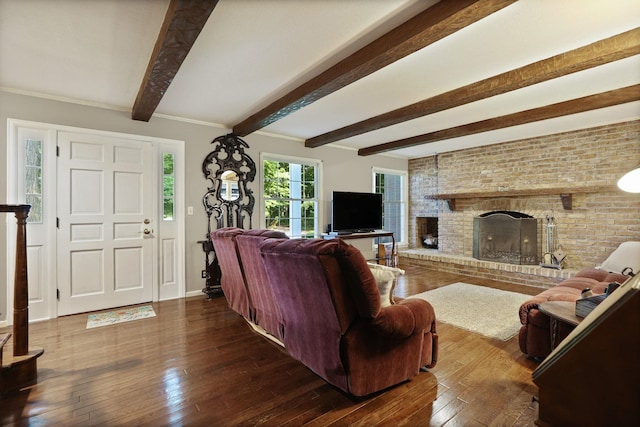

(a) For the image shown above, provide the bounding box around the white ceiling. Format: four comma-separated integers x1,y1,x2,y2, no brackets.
1,0,639,158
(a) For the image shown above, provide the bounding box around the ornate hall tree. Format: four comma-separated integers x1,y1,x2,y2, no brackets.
199,134,256,298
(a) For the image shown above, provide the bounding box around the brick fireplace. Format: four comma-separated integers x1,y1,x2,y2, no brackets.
406,198,564,287
404,120,640,288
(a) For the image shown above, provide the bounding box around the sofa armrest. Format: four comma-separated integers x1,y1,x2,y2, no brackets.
519,299,542,325
371,298,435,338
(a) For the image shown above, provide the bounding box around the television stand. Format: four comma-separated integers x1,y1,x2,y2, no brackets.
324,230,396,266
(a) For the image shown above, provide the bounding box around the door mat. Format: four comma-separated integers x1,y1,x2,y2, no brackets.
86,305,156,329
409,283,530,341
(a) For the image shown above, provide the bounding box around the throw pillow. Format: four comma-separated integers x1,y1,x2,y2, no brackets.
367,263,405,307
598,241,640,276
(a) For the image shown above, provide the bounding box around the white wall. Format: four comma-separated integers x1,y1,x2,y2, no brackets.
0,91,407,321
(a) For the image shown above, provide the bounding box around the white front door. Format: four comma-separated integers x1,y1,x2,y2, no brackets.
56,132,155,315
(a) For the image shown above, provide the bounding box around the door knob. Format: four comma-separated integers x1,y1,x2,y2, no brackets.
144,218,150,224
143,228,151,235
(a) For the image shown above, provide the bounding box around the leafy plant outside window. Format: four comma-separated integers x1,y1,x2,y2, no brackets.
163,153,174,220
263,159,318,238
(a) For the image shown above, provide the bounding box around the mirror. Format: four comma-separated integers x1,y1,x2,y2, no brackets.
220,170,239,201
201,132,256,230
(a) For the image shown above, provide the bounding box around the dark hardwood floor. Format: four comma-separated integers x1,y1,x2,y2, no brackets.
1,264,542,426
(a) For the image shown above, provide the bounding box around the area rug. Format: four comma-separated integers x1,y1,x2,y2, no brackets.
86,305,156,329
409,282,530,341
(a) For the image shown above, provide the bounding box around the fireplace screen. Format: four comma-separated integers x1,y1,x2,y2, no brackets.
473,211,539,265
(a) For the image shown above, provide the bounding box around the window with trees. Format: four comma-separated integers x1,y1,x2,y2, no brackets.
374,169,407,244
162,152,174,220
24,138,43,223
263,156,319,238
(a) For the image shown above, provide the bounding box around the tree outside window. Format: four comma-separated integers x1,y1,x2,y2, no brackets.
25,138,43,223
163,153,174,221
263,158,318,238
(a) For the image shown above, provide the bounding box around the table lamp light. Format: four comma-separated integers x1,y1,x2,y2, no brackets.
617,167,640,193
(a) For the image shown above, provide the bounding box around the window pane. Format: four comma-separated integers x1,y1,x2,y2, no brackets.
163,154,174,174
26,194,42,223
375,171,405,244
163,153,175,221
163,197,174,220
25,139,42,166
25,167,42,193
163,175,174,195
277,177,289,197
264,184,278,199
264,158,318,238
24,138,43,223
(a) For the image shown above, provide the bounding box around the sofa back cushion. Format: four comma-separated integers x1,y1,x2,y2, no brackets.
210,227,250,319
235,229,288,339
259,238,381,390
574,267,630,288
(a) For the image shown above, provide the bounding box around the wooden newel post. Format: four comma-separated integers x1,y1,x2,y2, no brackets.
0,204,31,356
1,204,44,397
12,205,30,356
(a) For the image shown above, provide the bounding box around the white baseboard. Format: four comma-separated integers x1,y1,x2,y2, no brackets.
0,320,8,328
186,289,206,298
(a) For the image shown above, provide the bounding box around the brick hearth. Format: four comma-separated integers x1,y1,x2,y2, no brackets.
399,248,579,289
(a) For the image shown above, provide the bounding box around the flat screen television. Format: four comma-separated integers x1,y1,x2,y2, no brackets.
331,191,383,233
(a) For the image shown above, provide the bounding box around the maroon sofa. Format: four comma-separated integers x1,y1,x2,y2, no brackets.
259,237,438,396
210,227,288,342
518,268,629,360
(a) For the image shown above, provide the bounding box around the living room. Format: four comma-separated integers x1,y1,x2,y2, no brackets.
1,0,639,424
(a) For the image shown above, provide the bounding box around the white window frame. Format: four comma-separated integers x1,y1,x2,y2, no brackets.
373,167,408,246
260,152,322,238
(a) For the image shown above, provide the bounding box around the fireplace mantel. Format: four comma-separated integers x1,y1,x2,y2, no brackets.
426,186,612,210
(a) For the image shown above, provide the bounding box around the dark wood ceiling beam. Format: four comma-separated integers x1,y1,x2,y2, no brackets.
358,85,640,156
308,27,640,148
232,0,517,136
132,0,219,122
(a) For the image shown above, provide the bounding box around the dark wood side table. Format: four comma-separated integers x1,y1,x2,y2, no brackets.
538,301,582,350
323,231,396,266
197,238,222,299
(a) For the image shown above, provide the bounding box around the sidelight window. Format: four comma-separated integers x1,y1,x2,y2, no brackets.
24,138,43,223
162,152,175,221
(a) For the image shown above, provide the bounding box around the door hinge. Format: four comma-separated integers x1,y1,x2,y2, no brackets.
56,217,60,228
56,289,60,301
56,146,60,157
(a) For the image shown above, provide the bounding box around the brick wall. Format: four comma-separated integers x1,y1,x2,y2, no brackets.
408,120,640,271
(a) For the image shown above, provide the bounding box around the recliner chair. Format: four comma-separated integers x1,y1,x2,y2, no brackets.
259,237,438,396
